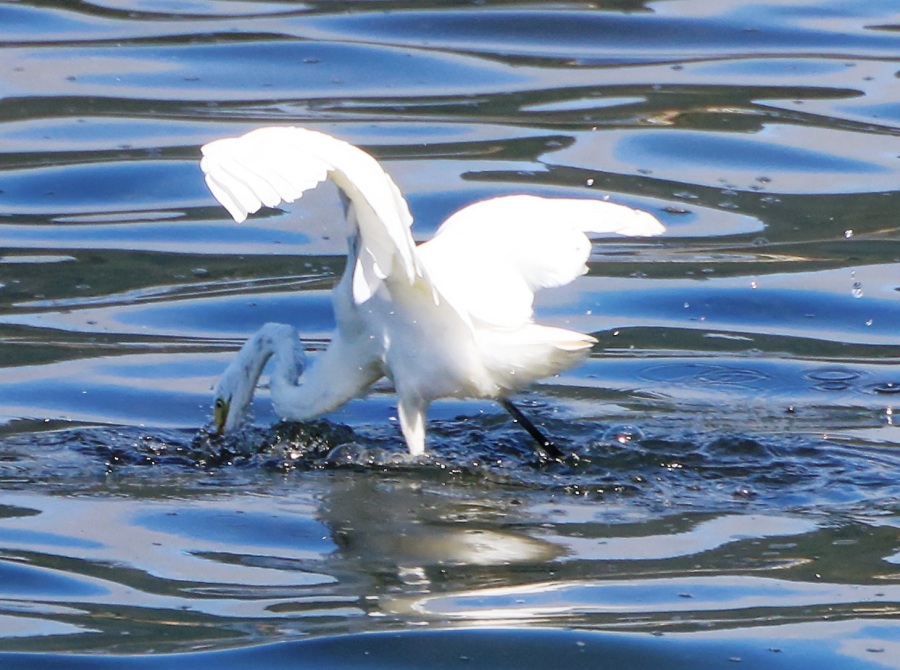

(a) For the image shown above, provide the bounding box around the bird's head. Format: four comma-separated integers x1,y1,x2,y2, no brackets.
212,395,232,436
210,358,256,437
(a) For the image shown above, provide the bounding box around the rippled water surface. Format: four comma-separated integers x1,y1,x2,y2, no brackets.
0,1,898,667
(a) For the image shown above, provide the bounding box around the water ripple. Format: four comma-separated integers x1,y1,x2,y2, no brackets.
0,0,898,660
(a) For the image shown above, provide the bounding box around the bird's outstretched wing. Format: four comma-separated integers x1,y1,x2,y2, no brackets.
200,127,420,304
417,194,664,329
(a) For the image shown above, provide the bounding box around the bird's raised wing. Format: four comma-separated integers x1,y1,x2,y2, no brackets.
417,195,664,328
200,127,420,304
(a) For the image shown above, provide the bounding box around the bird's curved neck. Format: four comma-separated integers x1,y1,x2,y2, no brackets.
270,333,384,423
240,323,305,388
230,323,380,424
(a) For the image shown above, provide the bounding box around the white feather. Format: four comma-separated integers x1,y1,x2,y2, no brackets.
418,194,662,329
201,128,666,456
201,127,419,303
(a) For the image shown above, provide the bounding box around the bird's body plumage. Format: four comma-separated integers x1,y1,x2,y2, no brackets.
201,127,664,455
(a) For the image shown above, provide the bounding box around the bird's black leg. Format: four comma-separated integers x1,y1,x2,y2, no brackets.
499,398,565,463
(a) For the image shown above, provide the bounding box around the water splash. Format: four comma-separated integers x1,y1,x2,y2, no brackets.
2,417,897,514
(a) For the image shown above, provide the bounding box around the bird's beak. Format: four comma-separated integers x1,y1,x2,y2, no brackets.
212,397,230,437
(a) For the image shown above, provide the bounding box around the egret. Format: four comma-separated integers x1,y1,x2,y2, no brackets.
201,127,664,459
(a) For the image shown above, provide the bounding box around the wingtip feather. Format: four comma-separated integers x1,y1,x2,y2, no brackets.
204,173,250,223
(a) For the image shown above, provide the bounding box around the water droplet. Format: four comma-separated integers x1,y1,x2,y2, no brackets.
585,178,595,186
750,281,758,289
866,318,873,326
602,424,645,444
844,229,853,239
852,282,863,298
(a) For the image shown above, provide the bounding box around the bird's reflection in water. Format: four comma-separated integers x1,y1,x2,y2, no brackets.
316,472,563,612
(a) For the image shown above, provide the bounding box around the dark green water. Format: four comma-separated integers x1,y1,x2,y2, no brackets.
0,0,897,667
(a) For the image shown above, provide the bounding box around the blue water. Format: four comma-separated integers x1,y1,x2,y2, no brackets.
0,628,894,669
0,0,898,666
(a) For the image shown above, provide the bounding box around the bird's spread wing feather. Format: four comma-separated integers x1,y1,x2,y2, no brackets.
201,127,420,304
417,195,664,329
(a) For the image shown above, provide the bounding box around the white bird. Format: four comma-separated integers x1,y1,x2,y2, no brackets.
200,127,664,458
